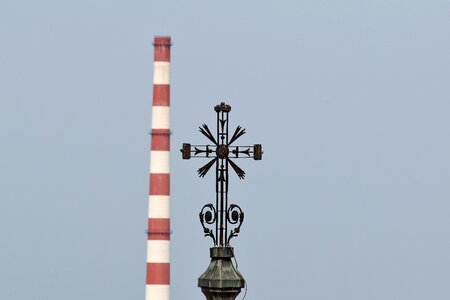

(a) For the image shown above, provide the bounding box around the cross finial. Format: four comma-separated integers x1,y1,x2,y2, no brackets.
180,103,263,246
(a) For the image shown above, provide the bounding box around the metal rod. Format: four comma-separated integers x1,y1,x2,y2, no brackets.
215,110,220,246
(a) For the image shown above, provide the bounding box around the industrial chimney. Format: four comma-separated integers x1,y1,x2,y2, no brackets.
146,36,171,300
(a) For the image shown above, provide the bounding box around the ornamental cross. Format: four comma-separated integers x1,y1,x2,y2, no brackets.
181,102,263,247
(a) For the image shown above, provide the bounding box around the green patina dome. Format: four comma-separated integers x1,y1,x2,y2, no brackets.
198,247,245,300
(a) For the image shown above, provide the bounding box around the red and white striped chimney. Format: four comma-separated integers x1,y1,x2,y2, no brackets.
146,36,171,300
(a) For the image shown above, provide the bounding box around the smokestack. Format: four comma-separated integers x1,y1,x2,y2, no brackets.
146,36,171,300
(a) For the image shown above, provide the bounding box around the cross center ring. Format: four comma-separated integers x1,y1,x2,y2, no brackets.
216,144,229,159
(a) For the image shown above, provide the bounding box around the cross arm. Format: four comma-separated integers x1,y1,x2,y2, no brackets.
181,143,263,160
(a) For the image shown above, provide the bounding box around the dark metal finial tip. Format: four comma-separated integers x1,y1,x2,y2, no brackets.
214,102,231,113
253,144,263,160
181,143,191,159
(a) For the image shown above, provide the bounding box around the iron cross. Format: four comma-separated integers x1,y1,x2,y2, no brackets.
181,102,263,247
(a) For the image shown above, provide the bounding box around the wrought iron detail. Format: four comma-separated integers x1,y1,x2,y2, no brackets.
181,102,263,247
226,204,244,244
199,204,217,245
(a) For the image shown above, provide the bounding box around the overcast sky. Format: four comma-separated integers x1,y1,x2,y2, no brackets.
1,1,450,299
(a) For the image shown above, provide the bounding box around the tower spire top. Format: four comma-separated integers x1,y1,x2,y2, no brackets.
181,103,263,299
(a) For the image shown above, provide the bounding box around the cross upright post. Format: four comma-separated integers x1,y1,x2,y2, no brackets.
181,102,262,300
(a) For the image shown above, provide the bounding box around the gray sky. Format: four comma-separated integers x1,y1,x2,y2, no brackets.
1,0,450,299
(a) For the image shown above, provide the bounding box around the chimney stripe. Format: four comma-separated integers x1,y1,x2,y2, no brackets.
148,196,170,218
146,285,169,300
150,151,170,173
149,174,170,196
151,106,170,129
146,263,170,284
153,62,170,84
147,218,170,240
147,240,170,262
150,132,170,151
152,85,170,106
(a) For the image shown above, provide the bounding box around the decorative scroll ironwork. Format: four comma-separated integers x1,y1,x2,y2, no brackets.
181,102,263,247
226,204,244,244
199,204,216,245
